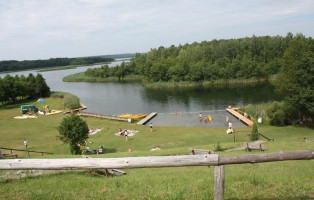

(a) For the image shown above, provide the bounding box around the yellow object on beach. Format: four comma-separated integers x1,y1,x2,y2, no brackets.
117,113,147,119
45,110,62,115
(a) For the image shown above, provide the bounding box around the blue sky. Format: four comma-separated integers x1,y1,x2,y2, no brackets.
0,0,314,60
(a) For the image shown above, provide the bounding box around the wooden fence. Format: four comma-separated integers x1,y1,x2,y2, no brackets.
0,150,313,200
0,147,53,157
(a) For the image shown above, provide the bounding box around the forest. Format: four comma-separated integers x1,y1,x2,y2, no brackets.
0,74,50,106
0,57,114,72
84,33,314,84
84,33,314,123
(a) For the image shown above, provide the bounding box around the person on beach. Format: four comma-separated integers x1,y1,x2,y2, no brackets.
228,121,232,129
150,123,153,132
125,131,128,141
24,139,28,149
226,116,229,125
199,113,202,120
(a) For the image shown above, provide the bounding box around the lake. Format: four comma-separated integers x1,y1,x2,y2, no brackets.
0,60,278,127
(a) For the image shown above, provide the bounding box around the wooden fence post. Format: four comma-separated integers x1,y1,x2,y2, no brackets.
214,165,225,200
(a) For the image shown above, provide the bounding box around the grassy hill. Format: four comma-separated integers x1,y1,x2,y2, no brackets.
0,98,313,199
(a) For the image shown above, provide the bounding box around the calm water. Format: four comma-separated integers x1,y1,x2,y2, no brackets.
0,60,278,127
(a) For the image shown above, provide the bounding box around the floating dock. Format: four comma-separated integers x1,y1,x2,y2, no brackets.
137,112,157,125
78,112,129,122
226,108,253,127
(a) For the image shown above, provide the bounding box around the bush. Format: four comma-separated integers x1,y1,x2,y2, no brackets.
63,93,81,109
214,142,223,151
266,101,286,126
240,103,271,123
50,91,65,98
250,122,259,141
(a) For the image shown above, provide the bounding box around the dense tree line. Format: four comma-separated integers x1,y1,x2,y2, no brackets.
0,57,114,72
271,35,314,124
85,62,132,80
0,74,50,107
84,33,313,124
85,33,314,84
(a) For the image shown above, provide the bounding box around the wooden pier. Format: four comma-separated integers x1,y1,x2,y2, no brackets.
137,112,157,125
226,108,253,127
66,103,87,113
78,112,129,122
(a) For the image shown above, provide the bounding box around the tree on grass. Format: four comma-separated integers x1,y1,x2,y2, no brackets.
58,115,89,154
250,122,259,141
275,35,314,123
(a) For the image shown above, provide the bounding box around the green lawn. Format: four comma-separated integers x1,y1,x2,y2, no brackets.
0,98,313,199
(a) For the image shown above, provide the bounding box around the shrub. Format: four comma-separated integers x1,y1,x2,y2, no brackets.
63,93,81,109
266,101,286,126
214,142,223,151
240,103,271,123
250,122,259,141
50,91,65,98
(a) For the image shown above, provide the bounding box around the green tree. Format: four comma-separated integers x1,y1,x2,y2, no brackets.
250,122,259,141
0,78,5,107
275,36,314,122
26,73,37,97
35,74,50,97
58,115,89,155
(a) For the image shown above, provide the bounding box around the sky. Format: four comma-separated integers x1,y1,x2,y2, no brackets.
1,0,314,61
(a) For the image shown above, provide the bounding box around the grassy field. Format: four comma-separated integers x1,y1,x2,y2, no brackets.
0,98,313,199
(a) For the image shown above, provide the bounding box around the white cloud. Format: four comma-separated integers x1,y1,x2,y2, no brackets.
0,0,314,60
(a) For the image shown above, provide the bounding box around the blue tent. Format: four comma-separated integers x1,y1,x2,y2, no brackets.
37,98,46,103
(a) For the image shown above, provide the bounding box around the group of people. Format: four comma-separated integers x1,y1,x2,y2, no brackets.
199,113,212,123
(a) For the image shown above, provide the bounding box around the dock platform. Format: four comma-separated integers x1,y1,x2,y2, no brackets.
66,103,87,113
137,112,157,125
226,108,254,127
78,112,129,122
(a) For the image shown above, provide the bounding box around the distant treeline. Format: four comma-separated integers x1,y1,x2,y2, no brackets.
0,74,50,106
92,53,137,59
84,33,314,84
0,57,114,72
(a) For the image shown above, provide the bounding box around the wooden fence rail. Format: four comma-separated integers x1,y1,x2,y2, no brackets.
0,147,53,157
0,150,313,200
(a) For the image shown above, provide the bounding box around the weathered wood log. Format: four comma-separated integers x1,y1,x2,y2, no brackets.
214,165,224,200
219,150,314,165
0,150,312,170
0,154,219,170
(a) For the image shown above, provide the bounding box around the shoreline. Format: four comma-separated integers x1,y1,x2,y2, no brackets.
63,72,276,88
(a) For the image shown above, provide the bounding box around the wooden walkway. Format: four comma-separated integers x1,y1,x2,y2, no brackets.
137,112,157,125
226,108,254,127
66,103,87,113
78,112,129,122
